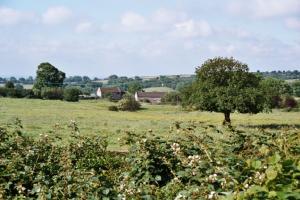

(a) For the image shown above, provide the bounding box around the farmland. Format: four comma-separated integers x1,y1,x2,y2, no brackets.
0,98,299,150
1,97,299,199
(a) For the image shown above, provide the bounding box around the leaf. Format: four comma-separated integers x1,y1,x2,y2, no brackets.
102,188,110,195
259,145,269,155
155,175,161,181
268,191,277,198
268,153,281,165
266,166,278,181
251,160,262,169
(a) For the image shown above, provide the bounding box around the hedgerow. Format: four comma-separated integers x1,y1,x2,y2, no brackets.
0,119,299,199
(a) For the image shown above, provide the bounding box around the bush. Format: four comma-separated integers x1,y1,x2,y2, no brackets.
4,81,14,89
161,92,181,105
118,95,141,111
0,87,8,97
282,96,298,110
41,87,63,100
63,88,81,102
0,87,35,98
108,105,119,111
0,120,299,199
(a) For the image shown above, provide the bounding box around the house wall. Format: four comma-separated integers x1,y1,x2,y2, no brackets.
96,88,102,98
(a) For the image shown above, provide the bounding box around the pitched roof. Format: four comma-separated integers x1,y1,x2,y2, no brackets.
99,87,121,93
136,92,166,98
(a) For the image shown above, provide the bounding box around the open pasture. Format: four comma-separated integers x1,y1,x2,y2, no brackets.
0,98,299,150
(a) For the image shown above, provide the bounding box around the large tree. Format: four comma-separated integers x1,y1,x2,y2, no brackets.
33,63,66,90
182,57,265,124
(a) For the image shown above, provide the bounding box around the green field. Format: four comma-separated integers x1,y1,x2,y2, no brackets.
0,83,33,89
0,98,299,150
144,87,175,92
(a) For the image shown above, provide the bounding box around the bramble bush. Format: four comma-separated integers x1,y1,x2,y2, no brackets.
0,119,299,199
118,95,141,111
41,87,64,100
63,87,81,102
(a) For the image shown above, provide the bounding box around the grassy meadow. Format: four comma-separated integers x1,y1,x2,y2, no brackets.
0,98,299,150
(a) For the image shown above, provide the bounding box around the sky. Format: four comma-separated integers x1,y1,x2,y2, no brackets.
0,0,299,77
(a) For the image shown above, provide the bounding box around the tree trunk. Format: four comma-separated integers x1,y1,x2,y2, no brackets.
223,112,231,125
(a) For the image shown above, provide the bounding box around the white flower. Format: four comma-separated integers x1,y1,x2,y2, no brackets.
208,191,216,199
171,143,181,154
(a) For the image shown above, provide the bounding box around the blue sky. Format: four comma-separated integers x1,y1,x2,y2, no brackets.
0,0,299,77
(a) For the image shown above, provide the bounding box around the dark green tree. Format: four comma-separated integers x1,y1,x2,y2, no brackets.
33,63,65,91
182,57,265,124
260,78,292,108
128,82,142,94
5,81,15,89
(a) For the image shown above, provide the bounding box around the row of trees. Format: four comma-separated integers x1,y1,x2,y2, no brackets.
0,76,34,84
258,70,300,80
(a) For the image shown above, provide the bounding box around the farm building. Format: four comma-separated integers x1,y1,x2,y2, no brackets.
135,91,166,104
97,87,124,100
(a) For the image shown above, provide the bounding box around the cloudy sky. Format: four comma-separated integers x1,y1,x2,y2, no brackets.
0,0,299,77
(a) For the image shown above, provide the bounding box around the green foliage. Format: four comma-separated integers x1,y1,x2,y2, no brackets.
282,96,298,110
108,105,119,111
0,120,125,199
0,118,299,199
4,81,14,89
41,87,64,100
182,57,265,123
118,95,141,111
128,82,143,94
63,87,81,102
292,80,300,97
0,87,35,98
33,63,66,92
260,78,294,108
161,92,181,105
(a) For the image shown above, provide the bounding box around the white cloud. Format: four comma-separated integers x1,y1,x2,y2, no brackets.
228,0,300,18
121,12,147,31
152,8,187,24
75,21,94,33
286,18,300,30
0,7,36,25
172,19,212,38
42,6,72,25
208,44,236,54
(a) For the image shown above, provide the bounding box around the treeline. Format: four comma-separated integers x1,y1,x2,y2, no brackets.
104,74,195,91
258,70,300,80
0,76,34,84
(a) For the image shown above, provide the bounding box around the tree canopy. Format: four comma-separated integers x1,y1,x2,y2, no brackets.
33,63,65,91
181,57,266,124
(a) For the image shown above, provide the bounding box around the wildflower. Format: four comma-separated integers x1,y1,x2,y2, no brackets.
16,184,25,194
187,155,201,166
174,193,185,200
208,191,217,199
208,174,218,183
171,143,181,154
173,177,180,182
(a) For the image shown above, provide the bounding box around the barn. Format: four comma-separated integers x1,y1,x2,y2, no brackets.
135,92,166,104
97,87,124,100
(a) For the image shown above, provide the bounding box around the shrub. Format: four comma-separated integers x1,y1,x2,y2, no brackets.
63,87,81,102
108,105,119,111
0,87,8,97
282,96,298,110
118,95,141,111
161,92,181,105
41,87,64,100
4,81,14,89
